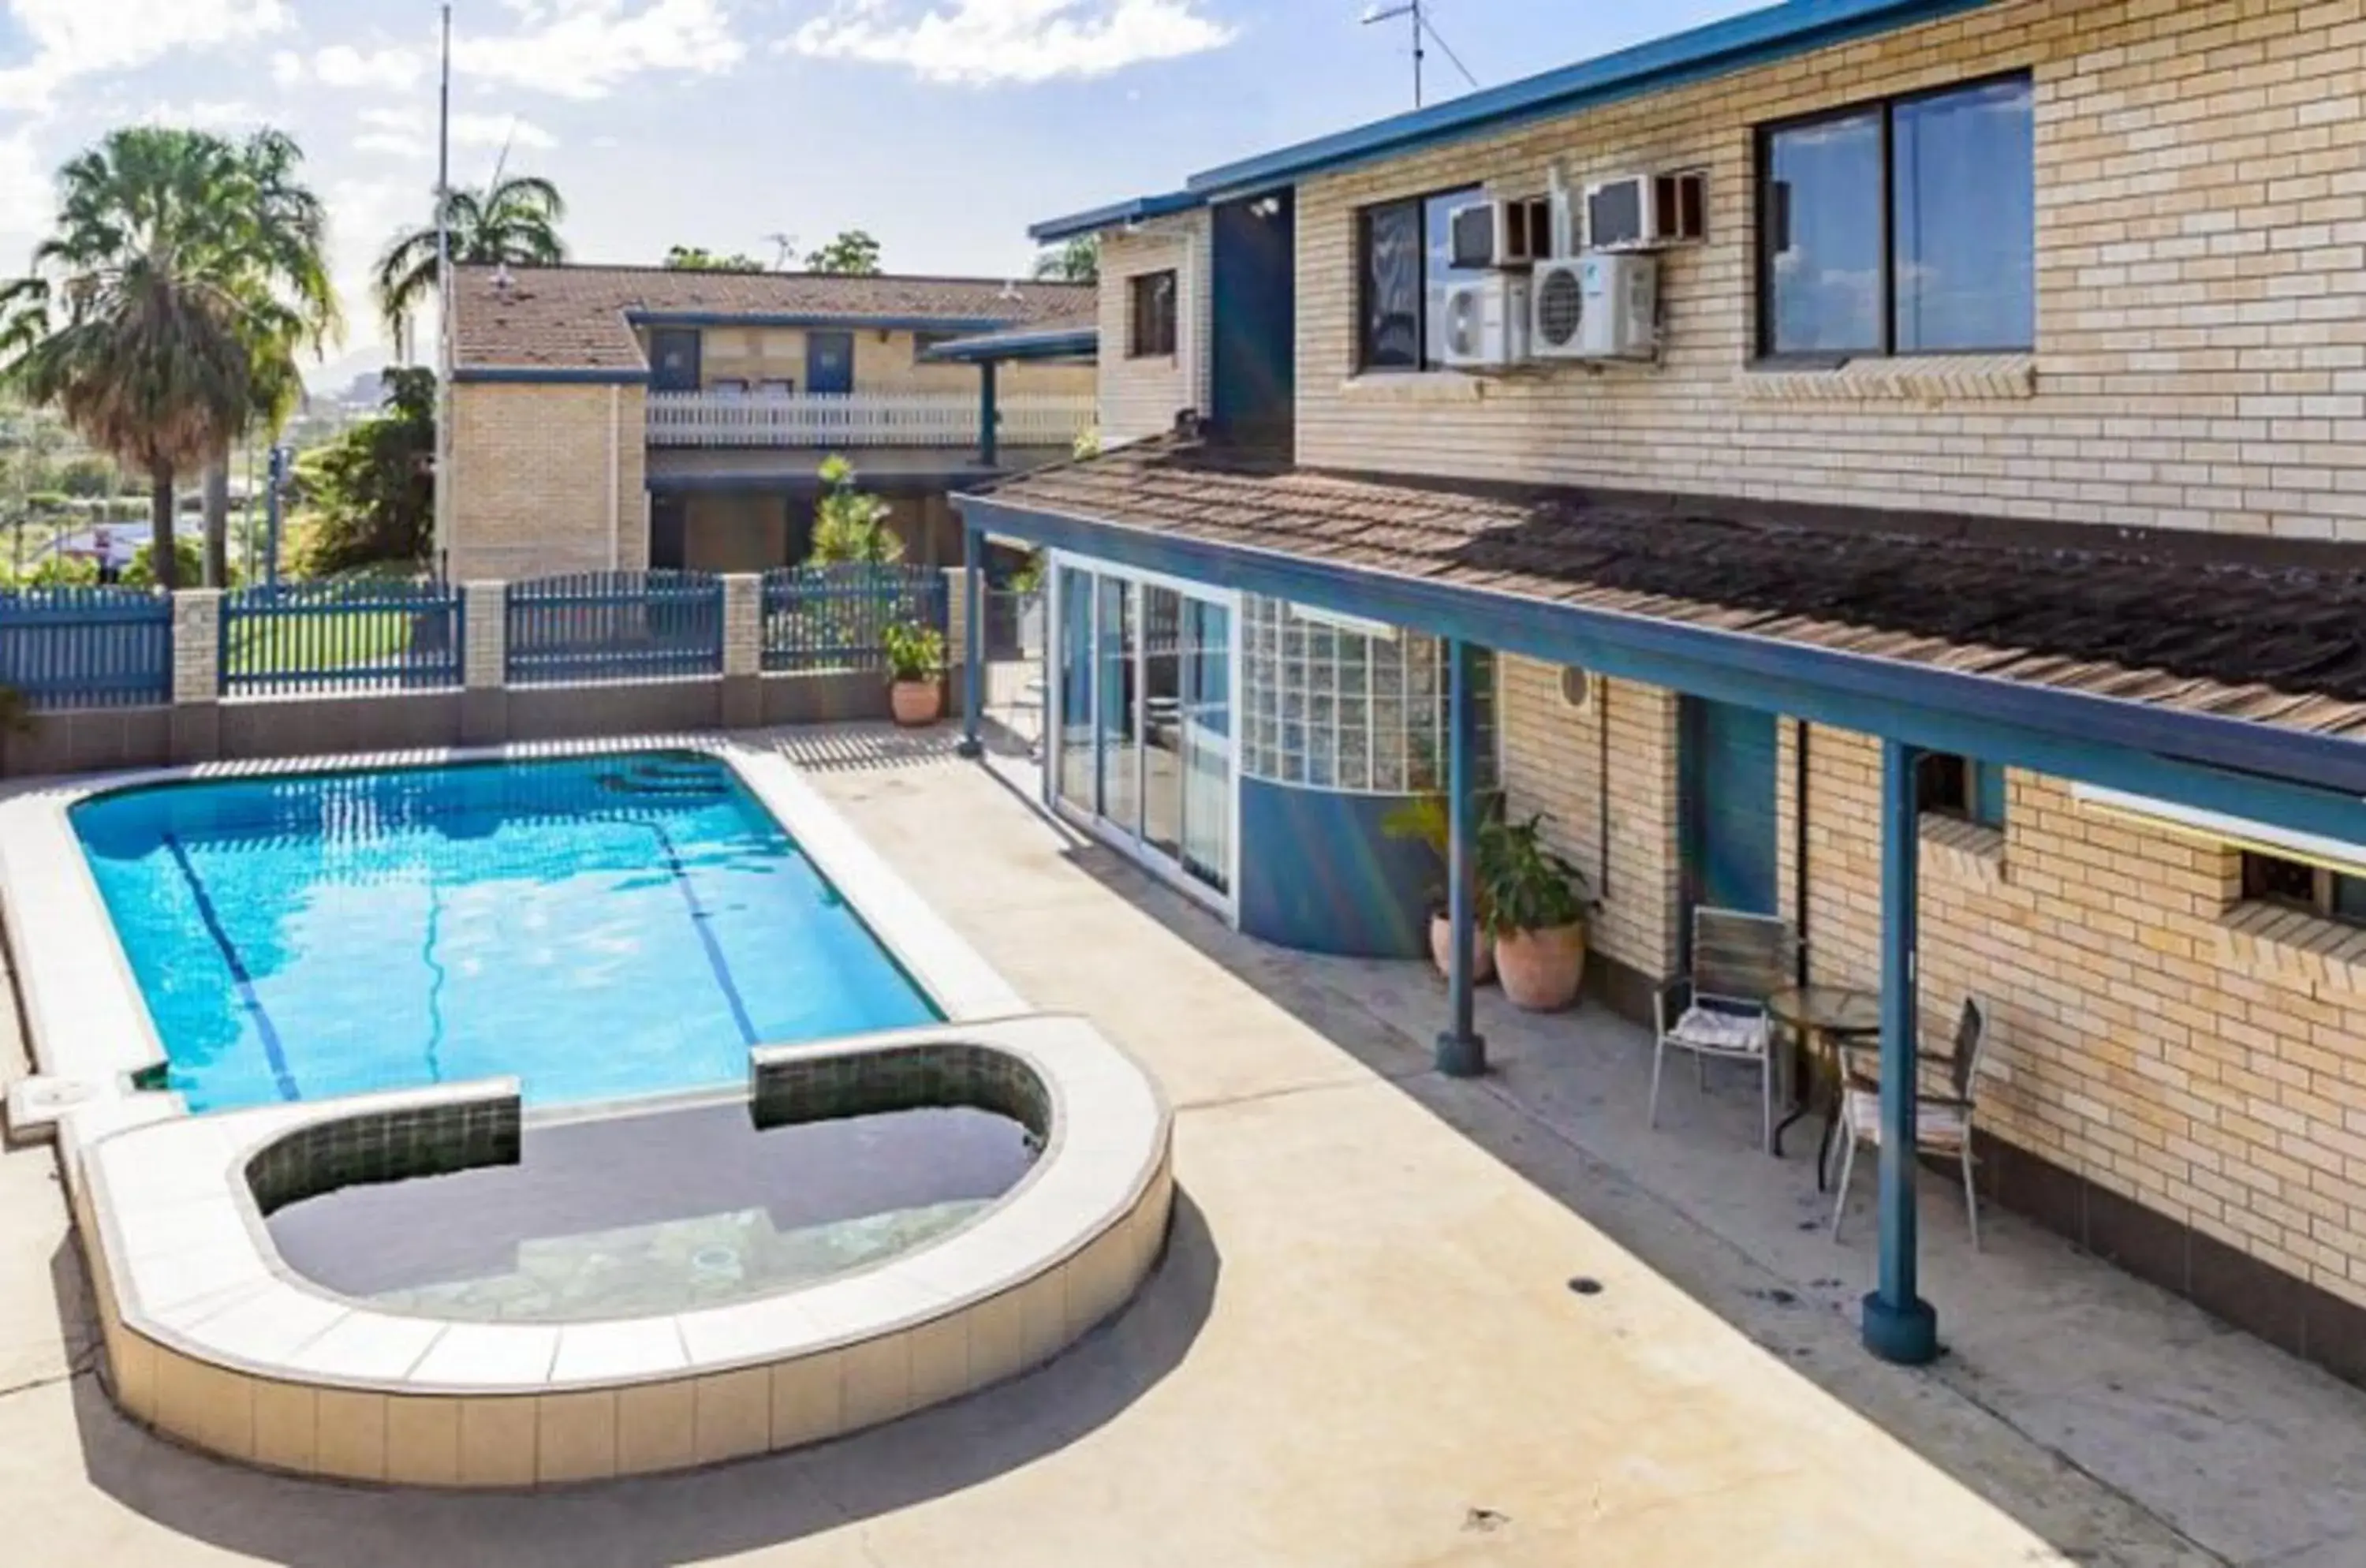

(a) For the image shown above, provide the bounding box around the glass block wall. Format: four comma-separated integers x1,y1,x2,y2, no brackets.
1239,596,1495,793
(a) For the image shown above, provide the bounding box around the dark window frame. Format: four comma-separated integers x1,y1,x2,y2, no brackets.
1753,70,2036,364
1127,270,1178,360
1354,183,1483,373
2241,851,2366,928
1917,752,2006,831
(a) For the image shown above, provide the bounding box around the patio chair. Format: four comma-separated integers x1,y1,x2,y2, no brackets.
1830,997,1990,1250
1649,907,1798,1153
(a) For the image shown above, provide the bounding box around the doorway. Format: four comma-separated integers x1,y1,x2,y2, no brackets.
806,331,855,395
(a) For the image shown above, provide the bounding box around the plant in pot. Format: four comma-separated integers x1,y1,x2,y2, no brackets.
883,619,946,727
1380,788,1505,983
1480,812,1596,1013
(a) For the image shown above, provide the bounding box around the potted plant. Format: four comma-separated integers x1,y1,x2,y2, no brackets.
883,620,946,727
1381,790,1502,983
1480,812,1595,1012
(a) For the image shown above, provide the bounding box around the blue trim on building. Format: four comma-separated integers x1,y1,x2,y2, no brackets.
1186,0,1998,198
625,310,1017,333
1028,190,1203,243
957,493,2366,842
452,366,651,386
921,325,1099,364
1237,780,1431,960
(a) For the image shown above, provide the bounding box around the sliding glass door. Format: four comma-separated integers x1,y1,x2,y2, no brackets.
1049,559,1236,907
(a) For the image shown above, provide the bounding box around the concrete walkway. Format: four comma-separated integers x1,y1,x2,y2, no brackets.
1,726,2360,1565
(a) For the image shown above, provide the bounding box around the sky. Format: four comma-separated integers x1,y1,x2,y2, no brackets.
0,0,1765,387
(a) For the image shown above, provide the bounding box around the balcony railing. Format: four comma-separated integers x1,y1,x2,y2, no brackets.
644,390,1096,450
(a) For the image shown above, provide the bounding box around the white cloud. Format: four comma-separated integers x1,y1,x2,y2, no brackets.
276,43,427,92
352,106,558,162
786,0,1233,85
138,99,266,131
453,0,743,100
0,0,293,110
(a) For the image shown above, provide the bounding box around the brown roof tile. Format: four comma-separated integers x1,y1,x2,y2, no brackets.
451,263,1094,373
980,435,2366,736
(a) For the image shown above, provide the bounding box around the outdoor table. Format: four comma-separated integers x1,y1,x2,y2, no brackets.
1767,984,1881,1189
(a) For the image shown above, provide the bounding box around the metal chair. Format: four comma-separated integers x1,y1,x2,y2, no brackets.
1830,997,1991,1249
1650,907,1798,1153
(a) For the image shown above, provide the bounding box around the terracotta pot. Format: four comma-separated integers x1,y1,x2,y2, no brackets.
890,679,943,727
1427,911,1496,984
1495,922,1587,1012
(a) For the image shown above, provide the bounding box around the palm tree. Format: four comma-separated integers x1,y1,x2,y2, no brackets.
201,129,339,587
374,174,566,349
0,128,321,592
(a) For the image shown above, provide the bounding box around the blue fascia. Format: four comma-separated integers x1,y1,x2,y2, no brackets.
957,492,2366,846
452,366,651,386
1185,0,1998,199
920,326,1099,364
626,311,1017,333
1028,190,1203,244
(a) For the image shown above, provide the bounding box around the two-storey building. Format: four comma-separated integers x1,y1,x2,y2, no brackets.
957,0,2366,1384
442,263,1095,581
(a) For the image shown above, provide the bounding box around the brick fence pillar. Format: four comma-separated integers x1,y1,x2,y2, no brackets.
461,581,509,746
169,590,222,764
721,573,763,729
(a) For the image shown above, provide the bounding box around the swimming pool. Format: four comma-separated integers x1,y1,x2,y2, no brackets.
69,751,939,1112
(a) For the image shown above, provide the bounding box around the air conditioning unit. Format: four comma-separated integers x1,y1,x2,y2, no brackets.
1439,274,1532,369
1584,170,1707,252
1447,196,1551,270
1529,254,1659,362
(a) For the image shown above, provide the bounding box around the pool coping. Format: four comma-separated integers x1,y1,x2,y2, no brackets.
0,733,1027,1116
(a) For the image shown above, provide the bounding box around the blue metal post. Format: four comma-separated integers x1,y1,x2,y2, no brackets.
1436,637,1487,1077
957,521,985,760
1863,735,1939,1365
978,360,999,469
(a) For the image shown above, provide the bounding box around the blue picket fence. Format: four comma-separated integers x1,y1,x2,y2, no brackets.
220,581,465,697
506,571,725,685
761,564,948,674
0,587,174,711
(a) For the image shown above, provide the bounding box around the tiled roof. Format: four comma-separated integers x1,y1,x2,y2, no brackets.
981,435,2366,740
451,264,1094,373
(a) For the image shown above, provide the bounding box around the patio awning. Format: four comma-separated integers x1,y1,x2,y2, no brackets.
958,430,2366,837
920,319,1098,365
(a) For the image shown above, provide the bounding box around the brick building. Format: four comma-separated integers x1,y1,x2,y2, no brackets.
443,264,1095,582
952,0,2366,1385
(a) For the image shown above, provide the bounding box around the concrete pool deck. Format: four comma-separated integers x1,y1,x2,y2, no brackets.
2,723,2364,1564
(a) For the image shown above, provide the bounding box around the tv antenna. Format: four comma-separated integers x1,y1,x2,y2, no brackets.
1360,0,1480,109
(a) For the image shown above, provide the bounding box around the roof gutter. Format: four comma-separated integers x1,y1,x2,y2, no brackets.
1028,190,1204,244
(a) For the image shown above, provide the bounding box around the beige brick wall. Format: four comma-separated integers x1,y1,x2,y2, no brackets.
1100,215,1211,443
1497,656,1682,980
1294,0,2366,540
449,383,647,581
1767,723,2366,1309
648,324,1091,398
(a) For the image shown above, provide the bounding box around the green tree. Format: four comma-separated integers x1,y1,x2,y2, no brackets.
57,454,114,497
805,455,902,566
200,129,340,589
123,533,203,589
1031,236,1099,283
0,127,319,592
804,229,883,276
374,173,566,346
665,245,764,271
285,367,435,576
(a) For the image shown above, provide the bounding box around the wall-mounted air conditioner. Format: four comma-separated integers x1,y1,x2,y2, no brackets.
1584,171,1707,252
1439,274,1532,369
1529,254,1659,362
1447,196,1552,270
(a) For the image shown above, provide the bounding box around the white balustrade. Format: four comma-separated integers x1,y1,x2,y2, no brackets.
645,390,1096,450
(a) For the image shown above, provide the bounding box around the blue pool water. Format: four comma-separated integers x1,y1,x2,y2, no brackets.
71,752,938,1114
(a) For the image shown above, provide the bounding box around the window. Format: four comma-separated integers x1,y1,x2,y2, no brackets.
912,330,958,364
1918,753,2006,831
1356,185,1484,371
1758,74,2033,359
1127,271,1177,359
2242,853,2366,927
